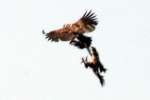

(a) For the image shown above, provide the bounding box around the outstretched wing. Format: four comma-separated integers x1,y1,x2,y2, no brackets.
43,26,75,42
43,10,98,42
71,10,98,34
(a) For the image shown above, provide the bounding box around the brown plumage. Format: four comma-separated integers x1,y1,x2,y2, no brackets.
42,10,98,42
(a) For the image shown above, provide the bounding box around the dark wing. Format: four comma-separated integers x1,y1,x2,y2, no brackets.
70,34,92,49
71,10,98,34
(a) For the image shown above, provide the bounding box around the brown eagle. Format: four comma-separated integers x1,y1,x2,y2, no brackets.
42,10,98,42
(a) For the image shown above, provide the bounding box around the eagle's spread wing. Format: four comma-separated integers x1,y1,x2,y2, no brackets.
43,10,98,42
43,26,75,42
71,10,98,34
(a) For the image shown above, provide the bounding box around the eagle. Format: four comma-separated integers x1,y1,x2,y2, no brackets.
42,10,98,43
82,46,107,86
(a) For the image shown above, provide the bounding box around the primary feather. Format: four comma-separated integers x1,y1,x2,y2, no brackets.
43,10,98,42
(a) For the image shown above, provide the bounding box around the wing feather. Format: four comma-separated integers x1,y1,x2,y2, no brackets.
43,26,75,42
71,10,98,33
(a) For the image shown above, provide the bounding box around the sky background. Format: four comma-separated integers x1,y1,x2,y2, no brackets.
0,0,150,100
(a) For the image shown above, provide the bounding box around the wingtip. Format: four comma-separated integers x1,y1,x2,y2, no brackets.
83,10,94,17
82,10,98,25
83,11,88,17
42,30,46,34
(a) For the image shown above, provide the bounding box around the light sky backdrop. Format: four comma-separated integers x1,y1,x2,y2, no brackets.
0,0,150,100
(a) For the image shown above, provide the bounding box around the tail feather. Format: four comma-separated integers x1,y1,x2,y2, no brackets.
99,75,105,86
96,73,105,86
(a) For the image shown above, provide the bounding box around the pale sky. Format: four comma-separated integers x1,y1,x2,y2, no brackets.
0,0,150,100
